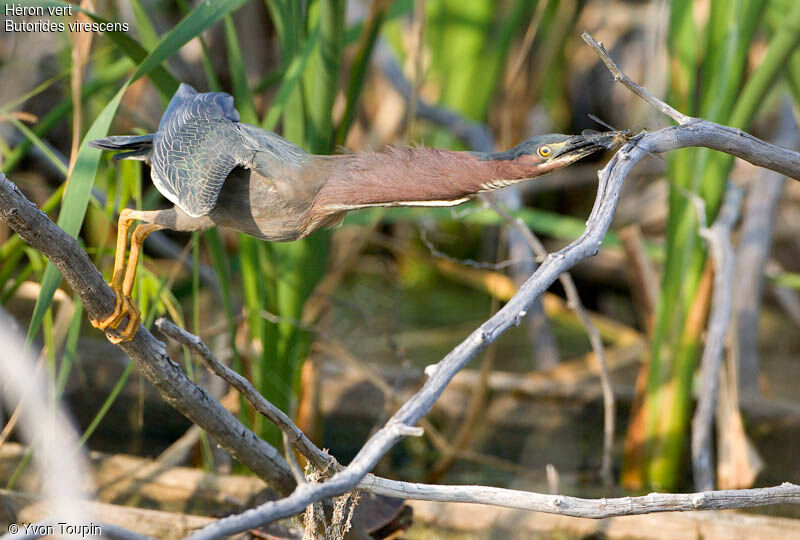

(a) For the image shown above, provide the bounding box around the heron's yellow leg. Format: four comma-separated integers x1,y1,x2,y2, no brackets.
91,209,165,343
91,208,136,331
107,222,164,343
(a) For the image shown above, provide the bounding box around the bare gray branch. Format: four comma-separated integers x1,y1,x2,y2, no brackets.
0,174,297,496
691,185,743,491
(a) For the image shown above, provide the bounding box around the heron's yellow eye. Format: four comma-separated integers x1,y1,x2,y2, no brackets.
537,145,552,158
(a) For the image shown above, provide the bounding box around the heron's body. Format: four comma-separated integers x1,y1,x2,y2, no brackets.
89,83,624,342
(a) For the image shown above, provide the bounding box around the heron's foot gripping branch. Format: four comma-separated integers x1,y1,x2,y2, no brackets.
90,282,141,344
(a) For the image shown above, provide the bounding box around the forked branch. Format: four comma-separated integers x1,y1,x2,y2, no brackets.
184,35,800,539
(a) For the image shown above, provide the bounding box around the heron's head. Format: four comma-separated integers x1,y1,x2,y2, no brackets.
483,130,626,174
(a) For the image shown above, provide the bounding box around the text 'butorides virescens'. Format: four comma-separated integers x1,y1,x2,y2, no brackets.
89,83,624,343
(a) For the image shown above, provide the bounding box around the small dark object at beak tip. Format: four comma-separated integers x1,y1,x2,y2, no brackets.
565,130,628,155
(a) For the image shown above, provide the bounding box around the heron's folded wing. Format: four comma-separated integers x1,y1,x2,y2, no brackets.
152,86,249,218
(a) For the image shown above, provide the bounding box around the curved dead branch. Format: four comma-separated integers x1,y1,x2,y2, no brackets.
185,107,800,540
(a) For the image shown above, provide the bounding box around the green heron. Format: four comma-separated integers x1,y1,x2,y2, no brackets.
89,83,622,343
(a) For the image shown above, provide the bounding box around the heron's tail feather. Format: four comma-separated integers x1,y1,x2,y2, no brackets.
89,134,154,160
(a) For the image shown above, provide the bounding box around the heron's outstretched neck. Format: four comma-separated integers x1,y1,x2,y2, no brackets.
307,146,544,223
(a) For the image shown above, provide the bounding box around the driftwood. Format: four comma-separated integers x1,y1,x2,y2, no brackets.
409,500,800,540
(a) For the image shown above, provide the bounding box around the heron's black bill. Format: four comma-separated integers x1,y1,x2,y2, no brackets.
555,130,627,158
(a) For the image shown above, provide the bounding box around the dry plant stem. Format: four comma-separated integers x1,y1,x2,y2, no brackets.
0,174,296,497
378,48,494,153
737,173,786,394
735,104,797,397
690,185,744,492
405,0,425,140
619,225,659,333
504,0,547,88
283,431,307,485
483,196,615,487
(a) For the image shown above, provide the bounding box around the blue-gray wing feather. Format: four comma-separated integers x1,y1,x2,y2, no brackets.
152,84,249,217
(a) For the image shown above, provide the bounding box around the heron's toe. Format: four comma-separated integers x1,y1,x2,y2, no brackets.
90,283,125,330
91,288,142,343
105,297,141,344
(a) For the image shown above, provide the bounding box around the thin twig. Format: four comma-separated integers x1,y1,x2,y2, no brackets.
483,195,615,486
420,228,530,270
619,225,659,333
405,0,426,140
734,102,798,397
283,431,308,485
155,319,337,474
581,32,691,125
690,185,744,491
359,480,800,517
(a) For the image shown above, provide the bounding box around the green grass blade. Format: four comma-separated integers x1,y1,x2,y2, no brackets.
646,0,770,490
176,0,223,92
7,117,68,177
78,361,135,447
30,0,179,100
130,0,161,50
55,300,83,398
729,1,800,128
224,15,258,124
305,0,345,153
